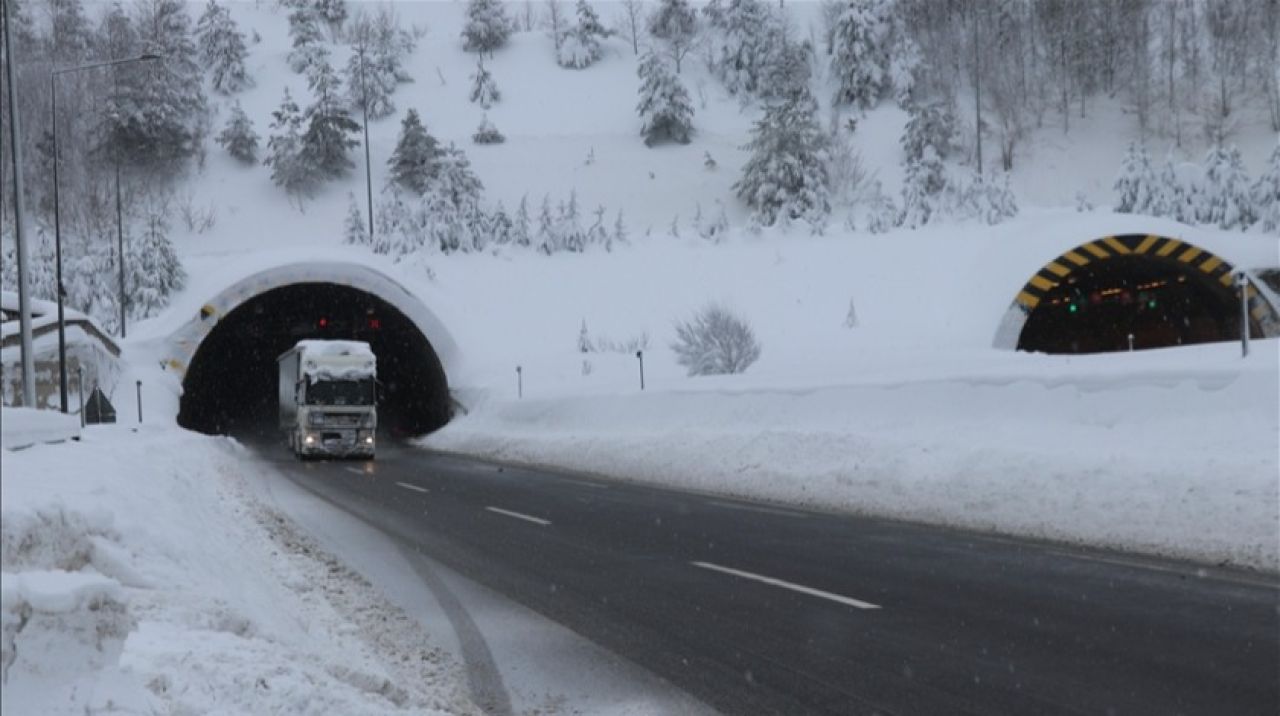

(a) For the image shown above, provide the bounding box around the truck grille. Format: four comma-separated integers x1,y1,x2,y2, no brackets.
322,413,365,427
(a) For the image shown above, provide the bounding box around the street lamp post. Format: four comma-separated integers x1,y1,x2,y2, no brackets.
50,54,158,412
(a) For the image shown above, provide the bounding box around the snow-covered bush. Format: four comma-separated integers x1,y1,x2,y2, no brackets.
472,116,505,144
647,0,699,73
702,0,776,96
343,193,368,246
216,102,259,164
671,303,762,377
947,170,1019,225
637,51,694,146
901,99,958,163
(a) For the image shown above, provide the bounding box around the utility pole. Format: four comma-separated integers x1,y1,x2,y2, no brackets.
113,71,126,337
3,0,36,407
973,3,983,176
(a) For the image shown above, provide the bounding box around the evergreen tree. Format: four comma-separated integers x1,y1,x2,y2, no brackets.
433,144,485,210
703,0,775,96
301,58,360,179
473,115,506,144
346,39,396,119
487,202,514,247
216,101,259,163
102,0,208,170
758,26,813,102
196,0,252,94
558,0,611,69
1252,144,1280,233
899,145,942,228
49,0,93,62
536,195,557,253
1200,145,1255,229
901,99,957,163
314,0,348,32
387,109,442,196
830,0,893,109
344,193,369,246
265,88,313,197
947,169,1019,225
612,209,628,248
636,51,694,146
288,5,326,73
734,87,831,227
127,208,186,320
462,0,512,56
469,61,501,108
513,195,532,247
888,34,921,107
1113,143,1159,215
648,0,698,73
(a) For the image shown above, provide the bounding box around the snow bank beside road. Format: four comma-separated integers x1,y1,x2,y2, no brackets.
1,427,477,715
1,408,80,451
426,343,1280,572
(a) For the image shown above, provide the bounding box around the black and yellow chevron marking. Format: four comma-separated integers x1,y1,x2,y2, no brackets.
1014,234,1242,312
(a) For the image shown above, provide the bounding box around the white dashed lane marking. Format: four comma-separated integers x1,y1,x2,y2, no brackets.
396,481,429,494
692,561,881,610
485,506,551,526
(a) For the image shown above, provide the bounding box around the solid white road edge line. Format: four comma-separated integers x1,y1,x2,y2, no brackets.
344,467,365,475
485,506,552,526
396,481,429,494
692,561,881,610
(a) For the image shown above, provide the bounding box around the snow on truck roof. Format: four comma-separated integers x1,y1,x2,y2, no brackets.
287,340,376,381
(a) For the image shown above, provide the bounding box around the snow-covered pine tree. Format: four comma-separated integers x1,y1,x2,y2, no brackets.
513,195,532,247
758,25,814,102
947,169,1019,225
536,195,557,254
830,0,893,109
346,17,397,120
313,0,348,33
216,101,259,163
300,58,360,179
472,115,506,144
102,0,208,170
434,144,485,209
462,0,512,56
49,0,93,62
126,208,186,320
648,0,698,73
636,51,694,146
469,61,501,108
899,145,942,228
1113,143,1160,215
1252,143,1280,233
611,209,628,249
387,109,442,196
865,184,899,234
1200,145,1255,230
288,5,326,73
1159,157,1197,224
900,99,957,163
703,0,775,96
487,202,514,247
578,319,593,352
196,0,252,94
343,193,368,246
888,34,921,107
558,0,611,69
734,86,831,227
265,88,314,197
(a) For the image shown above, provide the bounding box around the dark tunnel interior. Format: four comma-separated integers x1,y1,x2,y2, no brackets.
1017,256,1257,354
178,283,451,440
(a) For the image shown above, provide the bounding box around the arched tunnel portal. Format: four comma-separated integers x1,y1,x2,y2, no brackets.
175,277,452,441
998,234,1280,354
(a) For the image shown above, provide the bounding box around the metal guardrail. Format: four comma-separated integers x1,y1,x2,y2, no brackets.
0,317,121,357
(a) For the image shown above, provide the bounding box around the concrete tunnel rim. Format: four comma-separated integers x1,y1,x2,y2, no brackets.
162,261,461,386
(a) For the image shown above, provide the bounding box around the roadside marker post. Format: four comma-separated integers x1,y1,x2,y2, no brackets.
1237,272,1250,358
516,365,523,399
636,350,645,391
77,366,85,427
136,380,143,423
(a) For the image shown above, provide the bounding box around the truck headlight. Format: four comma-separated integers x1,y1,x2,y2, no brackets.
364,436,374,445
303,434,317,445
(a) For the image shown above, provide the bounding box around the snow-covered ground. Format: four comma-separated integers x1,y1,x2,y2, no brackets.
0,425,479,716
0,407,81,450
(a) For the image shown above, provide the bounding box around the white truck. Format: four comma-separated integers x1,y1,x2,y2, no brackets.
278,340,377,459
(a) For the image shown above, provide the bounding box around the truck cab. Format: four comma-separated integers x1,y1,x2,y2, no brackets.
278,341,377,459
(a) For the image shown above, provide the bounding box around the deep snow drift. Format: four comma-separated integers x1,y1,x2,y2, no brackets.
0,425,478,716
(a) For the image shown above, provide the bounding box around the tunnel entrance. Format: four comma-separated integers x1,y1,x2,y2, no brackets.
1012,235,1273,354
178,282,450,439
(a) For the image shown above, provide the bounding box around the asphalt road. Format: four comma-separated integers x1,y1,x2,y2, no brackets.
257,442,1280,716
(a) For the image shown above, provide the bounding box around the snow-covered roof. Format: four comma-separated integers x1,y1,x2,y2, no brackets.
293,340,377,381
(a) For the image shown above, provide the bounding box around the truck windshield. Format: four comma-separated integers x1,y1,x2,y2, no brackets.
306,379,374,406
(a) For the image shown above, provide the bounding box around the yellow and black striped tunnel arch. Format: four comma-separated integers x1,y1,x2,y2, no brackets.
999,233,1280,349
